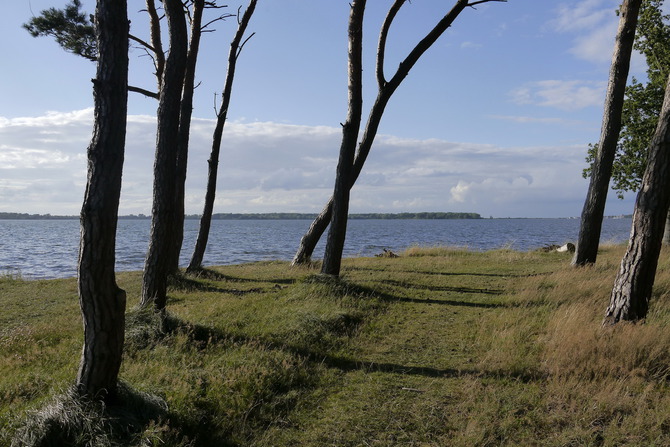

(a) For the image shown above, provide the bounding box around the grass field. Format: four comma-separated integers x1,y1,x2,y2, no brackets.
2,245,670,446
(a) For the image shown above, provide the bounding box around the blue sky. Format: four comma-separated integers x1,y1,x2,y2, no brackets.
0,0,648,217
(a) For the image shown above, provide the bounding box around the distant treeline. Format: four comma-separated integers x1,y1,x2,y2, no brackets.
200,212,482,220
0,212,481,220
0,212,78,220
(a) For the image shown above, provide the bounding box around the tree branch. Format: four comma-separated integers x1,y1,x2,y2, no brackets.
467,0,507,7
236,32,255,58
201,12,235,31
145,0,165,91
128,85,159,99
129,33,157,53
376,0,405,89
385,0,505,91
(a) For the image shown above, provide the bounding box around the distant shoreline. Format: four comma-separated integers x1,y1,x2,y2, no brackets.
0,212,635,220
0,212,484,220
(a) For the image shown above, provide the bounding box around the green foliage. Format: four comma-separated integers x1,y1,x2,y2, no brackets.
585,0,670,199
23,0,96,61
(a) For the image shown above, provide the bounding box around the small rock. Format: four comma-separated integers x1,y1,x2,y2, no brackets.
556,242,576,253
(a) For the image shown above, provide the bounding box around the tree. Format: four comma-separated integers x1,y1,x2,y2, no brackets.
573,0,642,266
583,0,670,244
167,0,206,274
604,71,670,325
188,0,258,273
294,0,507,273
140,0,188,310
321,0,365,276
76,0,128,399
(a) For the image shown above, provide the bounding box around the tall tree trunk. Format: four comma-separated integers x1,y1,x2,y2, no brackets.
168,0,205,274
76,0,128,400
321,0,365,277
187,0,258,273
605,72,670,325
140,0,188,310
573,0,642,266
294,0,494,266
663,208,670,245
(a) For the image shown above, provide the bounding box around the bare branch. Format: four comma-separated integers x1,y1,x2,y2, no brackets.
128,85,159,99
201,12,234,31
145,0,165,92
204,1,228,9
385,0,506,91
129,33,157,53
377,0,405,88
467,0,507,7
236,31,255,58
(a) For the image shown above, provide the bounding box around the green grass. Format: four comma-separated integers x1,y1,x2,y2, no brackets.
2,247,670,445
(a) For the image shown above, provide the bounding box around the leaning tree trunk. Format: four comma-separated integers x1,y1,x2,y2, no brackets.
141,0,188,310
320,0,365,277
76,0,128,400
292,197,333,265
293,0,500,266
188,0,258,273
604,72,670,325
167,0,205,274
573,0,642,266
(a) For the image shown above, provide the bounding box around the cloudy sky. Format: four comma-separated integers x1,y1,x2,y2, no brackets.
0,0,649,217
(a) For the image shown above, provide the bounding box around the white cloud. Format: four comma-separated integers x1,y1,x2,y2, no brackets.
549,0,620,65
569,21,618,64
0,109,630,218
510,80,606,111
488,115,583,125
550,0,611,33
460,41,482,49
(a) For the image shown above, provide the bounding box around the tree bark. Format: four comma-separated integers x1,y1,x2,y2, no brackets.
187,0,258,273
76,0,128,400
573,0,642,266
663,208,670,245
605,72,670,325
321,0,366,277
293,0,499,266
168,0,205,274
140,0,188,310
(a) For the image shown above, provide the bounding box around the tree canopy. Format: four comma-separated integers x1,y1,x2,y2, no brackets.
23,0,96,61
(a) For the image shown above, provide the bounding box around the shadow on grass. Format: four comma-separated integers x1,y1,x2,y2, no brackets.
163,319,541,383
379,278,503,296
335,280,507,309
168,273,270,296
310,353,544,384
346,266,549,279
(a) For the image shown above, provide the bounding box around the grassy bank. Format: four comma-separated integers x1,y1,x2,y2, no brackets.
2,245,670,446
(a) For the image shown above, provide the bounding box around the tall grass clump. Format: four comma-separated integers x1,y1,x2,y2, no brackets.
403,245,472,257
9,383,175,447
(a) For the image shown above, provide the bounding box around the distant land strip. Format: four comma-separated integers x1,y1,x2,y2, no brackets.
0,212,483,220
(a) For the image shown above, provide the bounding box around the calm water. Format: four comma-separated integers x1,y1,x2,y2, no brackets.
0,218,633,280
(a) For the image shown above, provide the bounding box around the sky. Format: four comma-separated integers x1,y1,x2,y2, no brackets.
0,0,652,217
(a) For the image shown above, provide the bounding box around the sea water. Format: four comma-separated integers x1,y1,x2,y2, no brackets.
0,218,633,280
